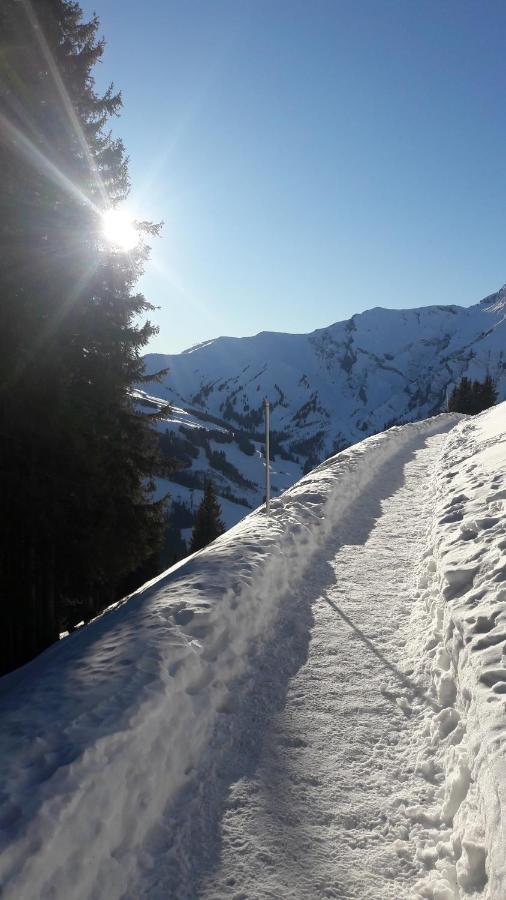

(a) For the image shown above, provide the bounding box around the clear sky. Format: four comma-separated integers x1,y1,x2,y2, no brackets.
81,0,506,353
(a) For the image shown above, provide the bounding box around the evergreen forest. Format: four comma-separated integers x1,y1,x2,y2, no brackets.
0,0,169,674
448,375,498,415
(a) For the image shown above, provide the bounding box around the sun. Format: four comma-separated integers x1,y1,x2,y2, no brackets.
101,207,139,252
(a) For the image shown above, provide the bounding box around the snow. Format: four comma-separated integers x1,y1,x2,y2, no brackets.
144,288,506,459
2,405,506,898
193,428,454,900
133,391,227,433
150,418,305,533
408,402,506,899
140,289,506,545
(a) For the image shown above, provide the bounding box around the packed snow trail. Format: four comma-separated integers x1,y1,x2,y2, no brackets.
136,430,452,899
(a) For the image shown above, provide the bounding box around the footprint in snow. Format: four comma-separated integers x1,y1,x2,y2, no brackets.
479,668,506,688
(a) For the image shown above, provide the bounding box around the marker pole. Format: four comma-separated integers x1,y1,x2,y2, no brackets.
264,399,270,515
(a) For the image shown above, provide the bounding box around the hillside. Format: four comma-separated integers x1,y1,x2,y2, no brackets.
2,405,506,897
141,286,506,539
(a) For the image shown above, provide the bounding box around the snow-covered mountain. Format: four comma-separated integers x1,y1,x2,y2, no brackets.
142,286,506,532
146,285,506,448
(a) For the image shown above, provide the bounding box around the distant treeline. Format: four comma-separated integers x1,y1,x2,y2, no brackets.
448,376,497,415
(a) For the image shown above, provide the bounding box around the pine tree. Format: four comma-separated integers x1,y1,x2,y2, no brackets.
469,380,481,414
0,1,167,672
190,482,225,553
448,375,498,415
448,376,471,413
479,375,498,411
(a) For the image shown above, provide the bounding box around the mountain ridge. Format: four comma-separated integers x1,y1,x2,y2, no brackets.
167,283,506,356
140,286,506,536
145,287,506,450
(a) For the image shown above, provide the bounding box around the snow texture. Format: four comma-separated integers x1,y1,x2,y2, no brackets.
409,403,506,899
1,405,506,899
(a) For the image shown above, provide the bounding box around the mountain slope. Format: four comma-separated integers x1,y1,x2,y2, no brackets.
145,286,506,454
142,286,506,537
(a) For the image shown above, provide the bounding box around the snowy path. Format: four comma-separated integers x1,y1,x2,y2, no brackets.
7,411,506,899
139,432,448,899
5,407,506,900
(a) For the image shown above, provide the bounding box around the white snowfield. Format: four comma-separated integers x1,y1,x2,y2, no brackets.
1,406,506,899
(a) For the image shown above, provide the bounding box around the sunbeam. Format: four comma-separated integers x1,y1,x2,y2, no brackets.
6,256,100,391
0,110,100,214
21,0,108,206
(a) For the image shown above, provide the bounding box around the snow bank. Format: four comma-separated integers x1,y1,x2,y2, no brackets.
407,402,506,899
0,414,457,899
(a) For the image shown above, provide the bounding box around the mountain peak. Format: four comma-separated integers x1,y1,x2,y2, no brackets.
479,283,506,310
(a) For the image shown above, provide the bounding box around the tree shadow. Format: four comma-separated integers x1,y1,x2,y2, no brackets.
321,594,439,712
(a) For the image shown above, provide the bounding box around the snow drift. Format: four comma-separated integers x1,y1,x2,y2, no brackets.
410,403,506,899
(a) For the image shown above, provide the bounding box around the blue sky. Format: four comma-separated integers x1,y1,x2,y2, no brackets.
81,0,506,353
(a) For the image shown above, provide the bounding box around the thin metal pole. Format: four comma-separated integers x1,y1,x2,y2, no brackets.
264,399,270,515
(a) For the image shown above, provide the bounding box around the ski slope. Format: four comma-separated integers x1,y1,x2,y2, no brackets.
1,406,506,898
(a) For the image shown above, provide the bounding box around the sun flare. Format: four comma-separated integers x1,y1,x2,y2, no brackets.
101,207,139,251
